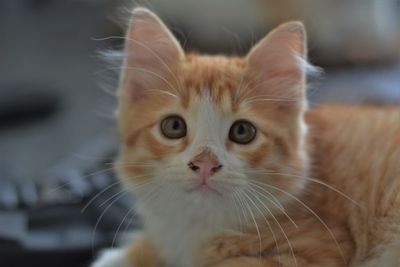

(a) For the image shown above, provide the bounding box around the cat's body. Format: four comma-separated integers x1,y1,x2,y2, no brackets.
91,8,400,267
116,105,400,267
305,105,400,266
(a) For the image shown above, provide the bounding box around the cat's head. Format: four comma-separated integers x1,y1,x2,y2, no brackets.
116,8,312,223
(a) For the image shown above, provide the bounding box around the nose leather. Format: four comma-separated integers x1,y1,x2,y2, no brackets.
188,151,222,183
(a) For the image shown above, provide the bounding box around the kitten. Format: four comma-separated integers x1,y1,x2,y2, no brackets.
91,7,400,267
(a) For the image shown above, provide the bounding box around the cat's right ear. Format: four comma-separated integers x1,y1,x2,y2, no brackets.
120,8,184,100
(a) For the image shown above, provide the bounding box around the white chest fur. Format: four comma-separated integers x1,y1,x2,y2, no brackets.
145,213,213,267
139,191,238,267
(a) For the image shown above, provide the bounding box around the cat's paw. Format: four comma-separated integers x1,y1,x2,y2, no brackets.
91,248,132,267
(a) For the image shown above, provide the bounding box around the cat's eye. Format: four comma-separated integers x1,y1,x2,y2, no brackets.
160,115,187,139
229,120,257,144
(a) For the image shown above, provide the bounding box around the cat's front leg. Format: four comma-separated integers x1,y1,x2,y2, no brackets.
198,231,263,266
199,229,350,267
91,237,161,267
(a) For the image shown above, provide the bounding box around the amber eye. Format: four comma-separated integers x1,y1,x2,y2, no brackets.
229,120,257,144
160,115,187,139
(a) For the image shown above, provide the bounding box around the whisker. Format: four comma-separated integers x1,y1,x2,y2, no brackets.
231,189,246,233
246,187,296,267
48,167,116,193
92,36,126,42
111,184,163,248
235,191,260,254
243,94,299,102
82,173,158,213
244,98,299,104
81,180,121,213
248,169,361,208
111,206,136,248
114,162,182,168
233,189,250,228
91,189,129,253
246,182,298,228
98,178,155,208
144,89,179,99
241,189,279,265
90,180,156,253
111,162,157,167
251,180,347,264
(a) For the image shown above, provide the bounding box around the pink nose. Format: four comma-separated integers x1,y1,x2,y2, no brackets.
188,157,222,183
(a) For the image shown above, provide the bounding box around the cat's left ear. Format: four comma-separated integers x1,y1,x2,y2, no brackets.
121,8,184,99
245,21,308,107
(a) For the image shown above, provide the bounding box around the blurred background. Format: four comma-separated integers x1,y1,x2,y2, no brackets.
0,0,399,266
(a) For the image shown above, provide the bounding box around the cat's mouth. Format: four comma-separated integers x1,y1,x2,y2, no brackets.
186,182,222,196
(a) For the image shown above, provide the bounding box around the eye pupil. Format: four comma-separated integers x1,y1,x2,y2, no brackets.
229,120,256,144
172,120,180,130
237,125,245,135
161,115,186,139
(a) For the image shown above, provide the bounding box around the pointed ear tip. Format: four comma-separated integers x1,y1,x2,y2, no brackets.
277,21,306,35
131,7,157,19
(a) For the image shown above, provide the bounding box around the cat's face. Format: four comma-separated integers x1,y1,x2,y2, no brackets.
116,8,310,223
